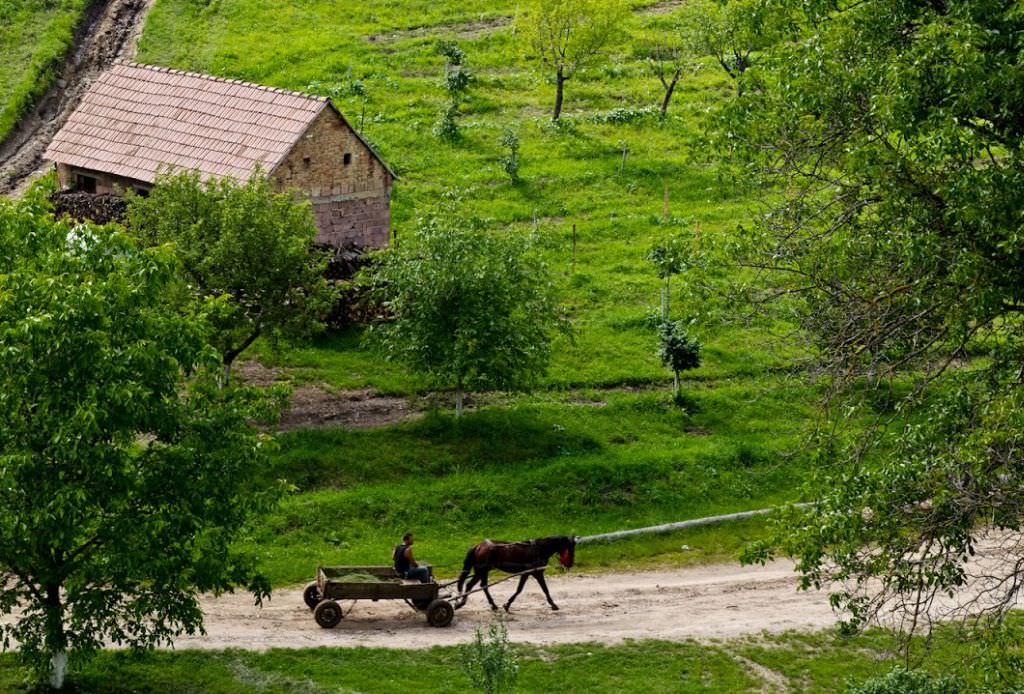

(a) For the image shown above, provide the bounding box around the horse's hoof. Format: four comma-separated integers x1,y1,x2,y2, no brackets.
503,605,511,613
490,605,499,611
550,605,560,611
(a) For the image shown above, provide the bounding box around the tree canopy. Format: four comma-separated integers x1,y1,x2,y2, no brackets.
712,0,1024,644
361,207,566,416
0,193,281,688
126,172,335,383
523,0,629,120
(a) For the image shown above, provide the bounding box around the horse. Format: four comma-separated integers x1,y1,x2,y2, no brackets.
456,535,577,612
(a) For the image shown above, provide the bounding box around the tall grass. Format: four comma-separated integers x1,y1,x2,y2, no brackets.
0,0,92,142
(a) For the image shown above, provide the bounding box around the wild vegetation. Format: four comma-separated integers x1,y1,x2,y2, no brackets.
0,618,1020,692
0,192,283,688
2,0,1021,688
129,0,810,585
0,0,90,143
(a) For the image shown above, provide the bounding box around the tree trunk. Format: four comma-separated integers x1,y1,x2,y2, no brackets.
673,370,680,397
662,273,671,320
553,68,566,121
660,70,680,116
44,583,67,690
220,329,261,389
455,384,464,419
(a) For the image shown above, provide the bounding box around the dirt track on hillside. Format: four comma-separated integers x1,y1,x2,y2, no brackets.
0,0,153,194
177,561,838,651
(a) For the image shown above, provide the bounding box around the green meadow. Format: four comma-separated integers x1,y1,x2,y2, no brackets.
1,621,1015,693
131,0,817,586
7,0,980,689
0,0,91,142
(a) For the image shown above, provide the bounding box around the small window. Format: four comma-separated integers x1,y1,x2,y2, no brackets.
303,157,312,169
75,174,97,194
343,152,352,166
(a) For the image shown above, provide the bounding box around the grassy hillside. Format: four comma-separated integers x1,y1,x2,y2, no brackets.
0,0,91,142
133,0,820,584
1,623,1012,692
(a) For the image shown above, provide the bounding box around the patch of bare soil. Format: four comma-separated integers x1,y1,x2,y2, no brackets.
368,16,513,44
0,0,154,195
282,387,416,430
731,654,789,693
640,0,686,14
176,561,841,651
233,360,419,431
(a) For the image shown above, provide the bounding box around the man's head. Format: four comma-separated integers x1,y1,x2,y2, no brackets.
403,531,414,545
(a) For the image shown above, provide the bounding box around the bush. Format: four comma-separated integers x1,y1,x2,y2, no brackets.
499,128,520,183
845,668,963,694
461,616,519,694
590,106,661,125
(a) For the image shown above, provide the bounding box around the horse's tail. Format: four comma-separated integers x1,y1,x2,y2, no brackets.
457,545,476,593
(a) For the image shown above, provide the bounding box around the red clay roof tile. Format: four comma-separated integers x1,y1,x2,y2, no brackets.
45,60,329,184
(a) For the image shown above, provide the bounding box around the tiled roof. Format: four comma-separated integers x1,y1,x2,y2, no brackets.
45,60,329,183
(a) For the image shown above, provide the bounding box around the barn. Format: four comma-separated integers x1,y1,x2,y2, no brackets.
44,60,395,249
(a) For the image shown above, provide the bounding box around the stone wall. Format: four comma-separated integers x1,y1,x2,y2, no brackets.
273,107,393,249
56,163,149,196
53,106,393,250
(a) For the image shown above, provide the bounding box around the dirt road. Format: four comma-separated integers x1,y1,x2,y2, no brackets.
0,0,153,194
176,560,838,650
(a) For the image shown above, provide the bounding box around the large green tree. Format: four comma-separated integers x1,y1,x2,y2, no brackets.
0,193,280,689
714,0,1024,646
523,0,629,121
361,208,566,417
127,172,335,384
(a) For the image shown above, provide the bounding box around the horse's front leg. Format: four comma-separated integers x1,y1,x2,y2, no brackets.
533,571,559,611
457,573,481,608
503,575,530,612
480,571,500,611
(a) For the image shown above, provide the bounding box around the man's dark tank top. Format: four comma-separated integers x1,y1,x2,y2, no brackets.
394,544,410,573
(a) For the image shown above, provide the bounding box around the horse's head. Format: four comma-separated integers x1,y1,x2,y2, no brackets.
557,535,577,568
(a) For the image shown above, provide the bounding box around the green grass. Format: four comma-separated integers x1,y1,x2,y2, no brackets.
128,0,828,587
0,0,91,142
256,384,812,584
2,621,1017,693
139,0,787,396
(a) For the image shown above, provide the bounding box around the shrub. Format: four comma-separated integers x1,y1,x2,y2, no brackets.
461,616,519,694
845,668,963,694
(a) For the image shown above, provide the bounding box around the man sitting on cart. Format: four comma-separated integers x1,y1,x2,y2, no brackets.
394,531,432,583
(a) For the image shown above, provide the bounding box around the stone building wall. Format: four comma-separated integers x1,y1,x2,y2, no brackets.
56,163,150,197
272,107,393,249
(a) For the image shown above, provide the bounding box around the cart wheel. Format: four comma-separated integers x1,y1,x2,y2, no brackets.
303,582,322,610
426,599,454,627
314,599,343,628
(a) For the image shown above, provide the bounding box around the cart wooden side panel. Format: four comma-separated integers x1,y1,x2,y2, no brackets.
316,565,439,602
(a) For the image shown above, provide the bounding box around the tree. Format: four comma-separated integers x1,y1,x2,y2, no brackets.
0,193,280,689
636,29,691,116
361,206,565,417
679,0,788,95
712,0,1024,654
523,0,629,121
499,128,521,183
434,39,474,141
658,319,701,400
127,172,335,384
647,235,690,320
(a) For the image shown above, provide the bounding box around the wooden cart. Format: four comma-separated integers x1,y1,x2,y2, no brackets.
303,565,455,628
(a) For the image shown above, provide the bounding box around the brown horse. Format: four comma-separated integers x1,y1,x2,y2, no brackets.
456,535,577,612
